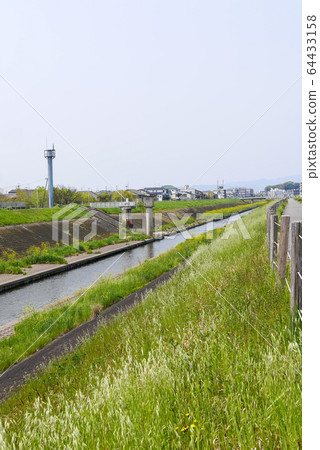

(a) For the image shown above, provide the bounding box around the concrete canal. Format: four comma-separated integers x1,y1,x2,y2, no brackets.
0,210,252,325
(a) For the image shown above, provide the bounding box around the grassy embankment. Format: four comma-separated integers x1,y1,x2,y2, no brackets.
0,206,68,227
151,198,244,211
158,200,268,232
0,231,217,372
0,233,147,275
100,198,245,214
0,201,266,274
0,199,244,226
0,204,301,448
201,201,268,219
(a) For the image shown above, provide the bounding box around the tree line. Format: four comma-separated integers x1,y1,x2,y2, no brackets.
0,186,137,208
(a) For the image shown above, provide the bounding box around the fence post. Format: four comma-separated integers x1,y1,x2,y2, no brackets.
268,212,273,255
290,221,302,321
269,214,278,269
277,215,290,282
267,209,271,248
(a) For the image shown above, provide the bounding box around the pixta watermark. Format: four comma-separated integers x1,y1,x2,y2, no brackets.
52,204,98,249
52,205,251,248
119,211,251,241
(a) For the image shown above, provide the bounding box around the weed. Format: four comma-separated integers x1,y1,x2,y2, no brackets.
0,204,301,448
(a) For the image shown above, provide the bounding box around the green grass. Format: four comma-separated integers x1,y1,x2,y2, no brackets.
100,198,245,214
157,216,196,231
0,204,96,230
201,200,268,218
152,198,244,211
276,200,288,218
0,200,246,227
0,231,217,372
0,233,148,274
0,205,301,448
0,205,87,227
156,201,268,232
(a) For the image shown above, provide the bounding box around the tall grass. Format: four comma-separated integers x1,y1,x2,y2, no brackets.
0,232,215,371
0,205,301,448
276,200,288,217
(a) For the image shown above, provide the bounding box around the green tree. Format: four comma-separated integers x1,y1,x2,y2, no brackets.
31,187,47,208
97,191,111,202
265,181,300,192
111,190,137,202
53,186,82,205
14,189,34,208
78,192,96,204
0,193,9,203
206,190,213,199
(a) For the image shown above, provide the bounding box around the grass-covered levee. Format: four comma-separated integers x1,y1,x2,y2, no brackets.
0,204,301,448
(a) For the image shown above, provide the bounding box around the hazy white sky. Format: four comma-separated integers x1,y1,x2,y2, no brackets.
0,0,301,191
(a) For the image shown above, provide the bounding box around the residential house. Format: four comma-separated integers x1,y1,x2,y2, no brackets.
144,187,170,201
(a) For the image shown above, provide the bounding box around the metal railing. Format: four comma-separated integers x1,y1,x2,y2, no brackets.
0,202,26,209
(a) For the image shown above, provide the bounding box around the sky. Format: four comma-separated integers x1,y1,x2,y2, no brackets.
0,0,301,192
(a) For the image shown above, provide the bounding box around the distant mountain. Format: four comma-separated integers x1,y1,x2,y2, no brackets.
193,174,302,192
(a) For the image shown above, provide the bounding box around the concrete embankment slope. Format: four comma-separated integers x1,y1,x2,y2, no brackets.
0,211,119,257
0,201,247,256
0,238,154,293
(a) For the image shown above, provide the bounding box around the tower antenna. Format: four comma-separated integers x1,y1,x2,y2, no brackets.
44,145,56,208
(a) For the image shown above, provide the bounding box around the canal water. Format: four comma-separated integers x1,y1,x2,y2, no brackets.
0,210,252,326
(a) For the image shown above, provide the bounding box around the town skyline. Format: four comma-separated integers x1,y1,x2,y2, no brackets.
0,0,301,190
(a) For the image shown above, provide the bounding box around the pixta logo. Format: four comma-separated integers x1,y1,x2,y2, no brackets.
220,213,251,240
52,204,98,249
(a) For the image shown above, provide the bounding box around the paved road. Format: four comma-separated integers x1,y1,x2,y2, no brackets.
283,199,302,253
283,198,302,222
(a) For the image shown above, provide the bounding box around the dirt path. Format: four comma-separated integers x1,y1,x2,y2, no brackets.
0,264,182,402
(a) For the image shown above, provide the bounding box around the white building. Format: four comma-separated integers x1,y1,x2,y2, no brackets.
268,188,287,199
219,187,254,198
